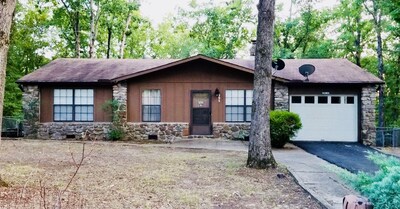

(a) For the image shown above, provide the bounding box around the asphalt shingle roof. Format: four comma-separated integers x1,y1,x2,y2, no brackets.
17,55,383,84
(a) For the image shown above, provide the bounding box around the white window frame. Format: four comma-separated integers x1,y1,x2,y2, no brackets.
225,90,252,122
142,89,161,122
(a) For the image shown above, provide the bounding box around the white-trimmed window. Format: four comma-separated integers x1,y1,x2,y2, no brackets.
225,90,253,122
142,90,161,122
53,89,94,122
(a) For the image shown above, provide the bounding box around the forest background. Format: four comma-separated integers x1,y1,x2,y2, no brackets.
4,0,400,127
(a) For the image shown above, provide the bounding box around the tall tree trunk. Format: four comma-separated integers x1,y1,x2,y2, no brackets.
107,25,112,59
61,0,81,58
355,15,362,67
89,0,95,58
119,12,132,59
376,24,384,127
247,0,277,169
365,0,384,127
89,0,101,58
74,11,80,58
0,0,17,143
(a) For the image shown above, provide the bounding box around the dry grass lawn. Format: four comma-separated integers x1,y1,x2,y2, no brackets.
0,140,322,209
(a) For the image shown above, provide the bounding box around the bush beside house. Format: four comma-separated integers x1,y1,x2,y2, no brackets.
270,110,302,148
340,153,400,209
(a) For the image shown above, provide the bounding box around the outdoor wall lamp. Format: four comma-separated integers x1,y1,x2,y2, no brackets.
214,88,221,102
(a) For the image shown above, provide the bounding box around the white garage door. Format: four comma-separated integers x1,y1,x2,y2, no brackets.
289,95,358,142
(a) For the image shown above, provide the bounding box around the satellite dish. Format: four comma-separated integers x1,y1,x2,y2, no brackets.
299,64,315,81
272,59,285,70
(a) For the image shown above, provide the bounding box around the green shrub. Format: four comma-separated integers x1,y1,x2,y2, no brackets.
108,128,125,141
102,100,125,140
339,152,400,209
270,110,302,148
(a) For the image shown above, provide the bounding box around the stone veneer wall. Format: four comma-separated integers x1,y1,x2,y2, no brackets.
273,82,289,110
37,122,111,140
22,85,40,138
361,85,377,145
213,123,251,139
112,82,128,123
124,123,189,141
36,122,189,142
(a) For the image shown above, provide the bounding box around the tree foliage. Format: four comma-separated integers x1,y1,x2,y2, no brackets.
5,2,50,117
340,153,400,209
150,0,255,59
3,0,400,129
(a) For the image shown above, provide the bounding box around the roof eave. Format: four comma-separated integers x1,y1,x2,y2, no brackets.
16,80,115,86
285,81,385,85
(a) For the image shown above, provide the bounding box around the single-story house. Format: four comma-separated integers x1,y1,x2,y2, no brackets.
17,54,383,144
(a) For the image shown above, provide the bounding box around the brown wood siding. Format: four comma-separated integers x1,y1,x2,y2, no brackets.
40,87,53,122
94,87,113,122
39,86,112,122
127,60,253,123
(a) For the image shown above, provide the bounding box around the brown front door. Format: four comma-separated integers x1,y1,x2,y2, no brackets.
191,91,212,135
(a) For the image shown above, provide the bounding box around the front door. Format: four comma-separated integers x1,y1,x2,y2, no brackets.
191,91,211,135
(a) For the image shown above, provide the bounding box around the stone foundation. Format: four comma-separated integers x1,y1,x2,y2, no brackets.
37,122,111,140
361,86,377,145
35,122,252,141
213,123,251,139
124,123,189,142
35,122,189,142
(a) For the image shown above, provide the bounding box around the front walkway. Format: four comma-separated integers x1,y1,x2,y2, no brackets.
150,138,357,209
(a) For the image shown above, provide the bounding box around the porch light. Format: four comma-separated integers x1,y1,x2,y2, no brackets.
215,88,221,102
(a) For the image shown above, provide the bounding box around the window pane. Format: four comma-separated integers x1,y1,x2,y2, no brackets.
54,89,60,97
225,90,249,122
246,90,253,106
226,90,232,97
142,90,160,105
66,96,73,104
66,89,73,97
237,114,244,121
232,114,238,121
232,90,238,97
318,96,328,104
226,97,233,105
291,96,302,104
305,96,315,104
346,96,354,104
54,89,73,105
75,105,94,122
225,90,244,105
54,105,73,121
226,114,232,121
225,106,246,122
246,106,252,122
75,89,94,105
142,105,161,122
331,96,341,104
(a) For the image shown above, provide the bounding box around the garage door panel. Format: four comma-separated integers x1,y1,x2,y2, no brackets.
290,95,357,142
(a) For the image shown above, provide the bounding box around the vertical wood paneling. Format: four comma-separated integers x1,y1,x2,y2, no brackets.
94,87,112,122
40,87,53,122
126,62,254,123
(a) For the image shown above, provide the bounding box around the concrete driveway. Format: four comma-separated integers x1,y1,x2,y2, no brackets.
292,142,379,173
